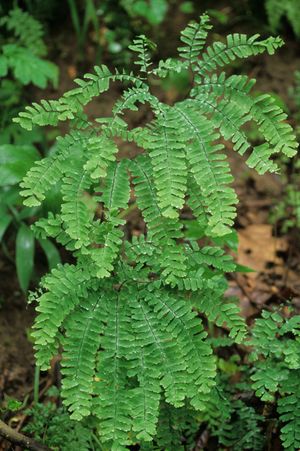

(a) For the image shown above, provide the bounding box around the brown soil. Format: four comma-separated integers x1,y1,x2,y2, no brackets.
0,253,35,402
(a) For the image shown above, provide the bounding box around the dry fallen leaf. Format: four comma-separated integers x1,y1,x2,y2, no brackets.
237,224,287,278
67,64,77,79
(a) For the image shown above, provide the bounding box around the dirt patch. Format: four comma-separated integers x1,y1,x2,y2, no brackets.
0,254,35,403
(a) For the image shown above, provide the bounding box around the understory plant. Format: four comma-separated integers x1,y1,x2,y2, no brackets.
269,71,300,233
0,6,60,291
15,14,298,449
265,0,300,38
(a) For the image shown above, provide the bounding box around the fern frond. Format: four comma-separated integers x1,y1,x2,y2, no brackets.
102,160,130,216
0,7,46,55
190,244,236,272
218,399,264,450
250,310,283,359
175,100,237,235
93,290,133,448
61,161,93,249
250,94,298,158
194,294,247,342
265,0,286,33
129,35,156,74
146,291,216,410
1,44,58,88
251,362,289,401
246,143,278,174
129,289,188,407
129,155,182,243
196,34,283,77
192,93,252,156
193,73,298,160
186,174,210,233
266,0,300,37
89,220,124,278
153,57,188,78
20,131,83,206
32,264,89,370
129,156,187,283
278,372,300,450
61,293,104,420
144,107,187,218
152,401,198,450
83,135,118,179
130,347,161,442
178,13,212,67
14,66,145,130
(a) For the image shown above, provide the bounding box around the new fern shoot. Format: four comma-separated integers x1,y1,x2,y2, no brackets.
15,14,298,450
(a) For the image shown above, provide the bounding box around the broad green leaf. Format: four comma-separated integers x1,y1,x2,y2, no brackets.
0,186,21,206
181,219,205,239
0,144,40,186
39,238,61,270
0,211,11,241
3,44,58,88
126,0,168,25
16,224,35,292
212,230,239,252
0,55,8,77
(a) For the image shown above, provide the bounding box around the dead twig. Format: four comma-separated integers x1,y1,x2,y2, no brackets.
0,418,51,451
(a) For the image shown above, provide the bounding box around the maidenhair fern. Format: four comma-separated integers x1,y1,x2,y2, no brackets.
249,308,300,450
15,14,298,449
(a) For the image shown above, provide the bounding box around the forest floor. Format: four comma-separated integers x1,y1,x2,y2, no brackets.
1,2,300,449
